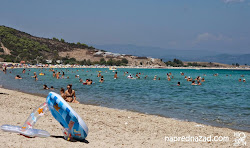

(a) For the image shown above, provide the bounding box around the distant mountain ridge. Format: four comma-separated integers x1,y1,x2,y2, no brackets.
94,44,250,65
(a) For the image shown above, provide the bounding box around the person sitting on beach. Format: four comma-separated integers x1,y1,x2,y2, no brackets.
177,82,180,86
60,88,66,100
31,72,38,81
114,72,118,79
43,85,49,89
99,76,104,83
65,84,79,103
15,75,22,79
191,80,197,85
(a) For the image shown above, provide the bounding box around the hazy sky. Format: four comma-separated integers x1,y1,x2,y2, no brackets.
0,0,249,54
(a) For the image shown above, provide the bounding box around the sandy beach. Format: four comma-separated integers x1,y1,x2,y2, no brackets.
0,88,249,147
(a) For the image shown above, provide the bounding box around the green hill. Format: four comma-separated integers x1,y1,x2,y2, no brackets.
0,26,166,67
0,25,94,63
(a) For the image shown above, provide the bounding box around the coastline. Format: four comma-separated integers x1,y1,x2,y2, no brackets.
1,62,250,70
0,88,249,147
4,66,250,70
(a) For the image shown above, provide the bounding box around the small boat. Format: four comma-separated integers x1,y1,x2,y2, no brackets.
109,67,117,71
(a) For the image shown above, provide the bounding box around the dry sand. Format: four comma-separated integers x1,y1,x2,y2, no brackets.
0,88,249,148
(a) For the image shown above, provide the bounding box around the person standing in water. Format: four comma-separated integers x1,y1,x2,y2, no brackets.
97,72,101,77
99,76,104,83
32,72,38,81
65,84,79,103
114,72,118,79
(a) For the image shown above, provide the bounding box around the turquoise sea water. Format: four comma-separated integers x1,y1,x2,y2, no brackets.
0,68,249,131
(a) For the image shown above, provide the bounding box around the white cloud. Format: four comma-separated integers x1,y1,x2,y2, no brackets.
222,0,245,3
194,33,232,44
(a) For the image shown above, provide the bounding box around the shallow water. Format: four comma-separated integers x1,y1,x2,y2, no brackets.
0,68,249,131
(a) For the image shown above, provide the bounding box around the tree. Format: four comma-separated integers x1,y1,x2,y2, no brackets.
121,58,128,64
86,59,91,65
52,37,59,41
60,38,65,43
99,58,106,65
107,59,114,66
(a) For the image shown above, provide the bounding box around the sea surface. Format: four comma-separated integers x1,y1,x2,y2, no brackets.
0,68,249,131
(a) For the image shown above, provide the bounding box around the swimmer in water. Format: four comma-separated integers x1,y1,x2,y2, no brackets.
65,84,79,103
79,78,83,83
99,76,104,83
53,71,56,77
243,79,246,82
32,72,38,81
201,78,205,82
22,69,26,74
86,79,93,85
153,75,157,80
15,75,22,79
177,82,180,86
97,72,101,77
191,80,197,85
197,81,202,85
114,72,118,79
43,85,49,90
56,72,60,79
239,79,242,82
62,72,65,78
50,86,54,90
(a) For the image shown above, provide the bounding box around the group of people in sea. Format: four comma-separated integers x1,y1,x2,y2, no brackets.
0,66,248,104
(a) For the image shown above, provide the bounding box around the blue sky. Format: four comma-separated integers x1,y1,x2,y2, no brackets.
0,0,249,54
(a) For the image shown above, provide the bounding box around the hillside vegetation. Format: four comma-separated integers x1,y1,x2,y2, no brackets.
0,26,166,67
0,26,93,64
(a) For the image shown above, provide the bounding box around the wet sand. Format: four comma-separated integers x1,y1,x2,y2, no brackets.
0,88,249,147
